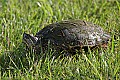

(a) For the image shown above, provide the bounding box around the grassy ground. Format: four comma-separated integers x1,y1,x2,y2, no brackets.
0,0,120,79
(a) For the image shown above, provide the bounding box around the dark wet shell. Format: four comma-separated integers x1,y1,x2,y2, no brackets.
35,20,110,50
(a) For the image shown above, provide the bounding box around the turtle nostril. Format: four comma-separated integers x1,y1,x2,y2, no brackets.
23,33,32,39
23,33,28,38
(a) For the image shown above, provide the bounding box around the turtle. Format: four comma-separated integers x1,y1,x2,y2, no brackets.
23,20,110,57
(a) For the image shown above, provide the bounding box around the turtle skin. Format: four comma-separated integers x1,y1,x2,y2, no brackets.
32,20,110,55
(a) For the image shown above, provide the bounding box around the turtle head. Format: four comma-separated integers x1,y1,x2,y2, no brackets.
23,33,38,48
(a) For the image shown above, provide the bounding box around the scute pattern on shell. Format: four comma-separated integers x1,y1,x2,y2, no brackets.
35,20,110,52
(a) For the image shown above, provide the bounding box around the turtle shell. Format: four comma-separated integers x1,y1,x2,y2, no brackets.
34,20,110,52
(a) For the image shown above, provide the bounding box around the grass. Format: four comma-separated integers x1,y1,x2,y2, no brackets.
0,0,120,79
